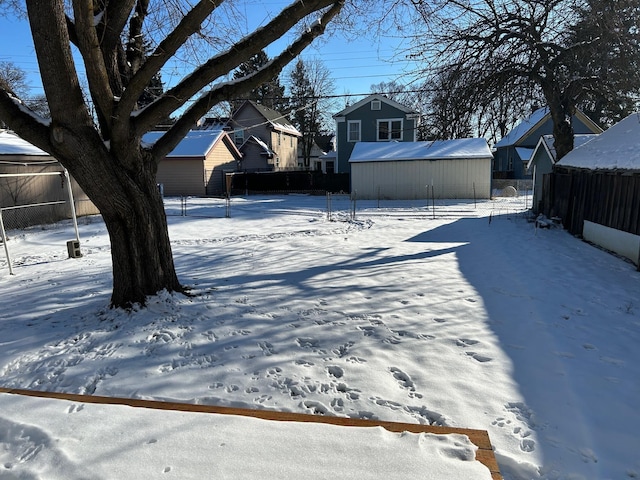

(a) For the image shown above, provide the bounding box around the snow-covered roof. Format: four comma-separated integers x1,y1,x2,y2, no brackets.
349,139,492,163
240,135,274,157
495,108,549,148
0,130,49,156
527,134,598,170
556,113,640,171
143,129,227,157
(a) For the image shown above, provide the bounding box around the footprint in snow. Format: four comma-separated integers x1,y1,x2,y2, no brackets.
257,341,276,356
466,352,493,363
326,365,344,378
389,367,422,398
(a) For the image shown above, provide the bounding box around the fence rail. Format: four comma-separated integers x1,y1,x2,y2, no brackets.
1,169,86,275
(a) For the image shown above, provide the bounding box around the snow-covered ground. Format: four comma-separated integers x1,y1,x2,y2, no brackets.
1,195,638,480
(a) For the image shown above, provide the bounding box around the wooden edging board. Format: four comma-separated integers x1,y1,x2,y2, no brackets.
0,387,502,479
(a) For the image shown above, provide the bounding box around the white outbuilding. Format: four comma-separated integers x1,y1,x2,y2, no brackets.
349,138,493,200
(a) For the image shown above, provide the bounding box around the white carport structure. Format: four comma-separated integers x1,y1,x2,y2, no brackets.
349,139,493,200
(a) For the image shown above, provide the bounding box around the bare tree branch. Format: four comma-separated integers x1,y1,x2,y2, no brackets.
149,1,344,161
134,0,339,134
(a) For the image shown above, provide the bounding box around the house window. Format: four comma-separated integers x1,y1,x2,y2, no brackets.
234,129,244,146
377,119,403,141
326,161,335,174
371,100,381,110
347,120,361,142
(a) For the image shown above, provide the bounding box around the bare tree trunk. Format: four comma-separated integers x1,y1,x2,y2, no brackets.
52,132,183,307
544,85,575,161
98,171,182,308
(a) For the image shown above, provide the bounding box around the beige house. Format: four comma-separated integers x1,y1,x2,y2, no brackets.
230,101,301,171
145,129,243,196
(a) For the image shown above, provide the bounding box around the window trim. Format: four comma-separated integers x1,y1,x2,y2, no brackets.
371,100,381,110
377,118,403,141
347,120,361,143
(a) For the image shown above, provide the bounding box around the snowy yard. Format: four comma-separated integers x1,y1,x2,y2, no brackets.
0,195,638,479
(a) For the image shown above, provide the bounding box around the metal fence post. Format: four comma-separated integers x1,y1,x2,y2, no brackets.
64,170,80,243
0,209,13,275
351,190,357,220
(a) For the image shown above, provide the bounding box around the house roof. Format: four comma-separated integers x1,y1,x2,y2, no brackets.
142,129,241,158
515,147,534,163
0,130,49,156
494,108,550,148
333,94,419,118
349,138,492,163
240,135,274,158
495,108,603,148
556,113,640,171
234,100,301,137
527,134,598,170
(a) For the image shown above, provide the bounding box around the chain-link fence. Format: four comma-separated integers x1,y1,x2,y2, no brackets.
161,191,532,224
492,179,533,198
1,170,90,274
163,196,231,218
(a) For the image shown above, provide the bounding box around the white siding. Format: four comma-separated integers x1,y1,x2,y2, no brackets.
583,220,640,266
351,159,491,200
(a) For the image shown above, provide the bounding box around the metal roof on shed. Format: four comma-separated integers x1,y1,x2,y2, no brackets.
349,138,492,163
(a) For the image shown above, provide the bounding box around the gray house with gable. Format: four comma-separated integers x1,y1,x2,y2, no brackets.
333,94,420,174
493,107,602,179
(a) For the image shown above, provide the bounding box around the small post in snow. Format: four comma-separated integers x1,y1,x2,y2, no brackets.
350,190,357,220
473,182,476,209
431,181,435,220
0,209,13,275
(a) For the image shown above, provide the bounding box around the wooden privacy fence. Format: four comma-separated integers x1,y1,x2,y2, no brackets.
228,171,350,195
546,169,640,237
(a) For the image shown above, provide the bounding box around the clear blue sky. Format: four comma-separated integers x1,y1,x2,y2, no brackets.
0,6,423,104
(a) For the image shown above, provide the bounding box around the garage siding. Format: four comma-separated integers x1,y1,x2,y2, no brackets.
157,159,205,196
351,159,491,200
203,147,238,196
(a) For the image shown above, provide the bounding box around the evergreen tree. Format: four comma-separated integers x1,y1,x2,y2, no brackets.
232,50,288,113
288,58,335,169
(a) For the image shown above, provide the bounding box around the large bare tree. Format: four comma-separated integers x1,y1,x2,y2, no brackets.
410,0,640,159
0,0,344,308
